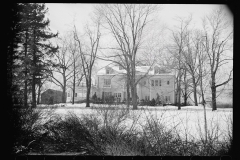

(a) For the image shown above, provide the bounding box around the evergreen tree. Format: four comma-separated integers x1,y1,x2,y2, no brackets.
19,3,58,108
6,3,23,155
7,3,23,107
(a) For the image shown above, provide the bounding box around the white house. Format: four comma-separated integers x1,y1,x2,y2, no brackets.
66,78,97,103
95,64,176,104
66,64,176,104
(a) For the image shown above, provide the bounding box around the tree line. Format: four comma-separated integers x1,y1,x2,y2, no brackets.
7,4,232,111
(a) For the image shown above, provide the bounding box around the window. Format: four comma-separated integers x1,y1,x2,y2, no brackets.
106,69,110,74
75,93,77,97
154,68,159,74
151,80,154,86
104,92,112,98
104,79,111,87
116,93,121,102
145,96,150,101
159,79,161,86
165,96,170,102
155,80,158,86
68,93,70,97
118,93,121,97
167,81,170,85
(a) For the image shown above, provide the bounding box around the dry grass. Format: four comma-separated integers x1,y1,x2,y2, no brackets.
13,105,233,156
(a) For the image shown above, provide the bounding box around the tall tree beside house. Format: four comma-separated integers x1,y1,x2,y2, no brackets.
6,4,22,155
18,3,58,108
47,36,75,103
7,3,23,108
67,33,84,104
202,6,233,111
181,64,192,106
168,15,192,109
181,28,202,106
73,20,101,107
18,3,33,107
95,4,158,109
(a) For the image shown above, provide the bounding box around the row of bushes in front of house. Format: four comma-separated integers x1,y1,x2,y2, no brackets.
91,93,170,106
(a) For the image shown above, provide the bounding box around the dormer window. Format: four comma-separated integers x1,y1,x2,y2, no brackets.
106,69,110,74
119,65,123,70
154,68,159,74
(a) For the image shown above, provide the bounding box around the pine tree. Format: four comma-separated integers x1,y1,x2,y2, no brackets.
7,3,23,107
19,3,58,108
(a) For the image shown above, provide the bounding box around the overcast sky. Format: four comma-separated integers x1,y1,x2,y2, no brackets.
45,4,232,35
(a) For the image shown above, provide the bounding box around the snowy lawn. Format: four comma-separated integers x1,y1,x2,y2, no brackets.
37,103,232,142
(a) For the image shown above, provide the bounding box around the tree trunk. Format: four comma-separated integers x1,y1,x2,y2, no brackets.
86,77,91,107
72,86,75,105
184,91,187,106
211,78,217,111
37,82,41,104
31,29,36,108
125,69,130,108
24,30,28,107
72,61,76,104
32,75,36,108
86,85,91,107
177,70,181,110
200,67,208,143
183,69,187,106
126,86,130,106
24,79,28,107
62,83,66,103
193,82,198,106
132,85,138,110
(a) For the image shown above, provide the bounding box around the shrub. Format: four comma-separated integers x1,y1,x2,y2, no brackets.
14,104,233,156
12,107,56,155
139,99,145,106
92,93,97,103
150,98,156,106
217,103,232,108
41,113,105,155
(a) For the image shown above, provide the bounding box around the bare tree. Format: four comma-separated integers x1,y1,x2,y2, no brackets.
67,34,84,104
197,32,209,144
47,36,75,103
95,4,158,109
36,77,48,104
168,15,192,109
202,6,233,111
73,20,101,107
181,29,201,106
181,64,192,106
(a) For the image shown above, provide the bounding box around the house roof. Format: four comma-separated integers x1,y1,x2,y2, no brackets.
97,64,175,76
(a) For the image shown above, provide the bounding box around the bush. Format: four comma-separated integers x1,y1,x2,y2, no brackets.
14,104,233,156
104,96,115,104
150,98,156,106
12,107,56,155
75,99,94,104
217,103,232,108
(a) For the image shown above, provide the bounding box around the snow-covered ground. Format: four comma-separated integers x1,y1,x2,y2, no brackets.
37,103,233,142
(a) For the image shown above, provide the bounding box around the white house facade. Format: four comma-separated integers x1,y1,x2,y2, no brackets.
66,80,97,103
95,65,176,104
66,64,176,104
